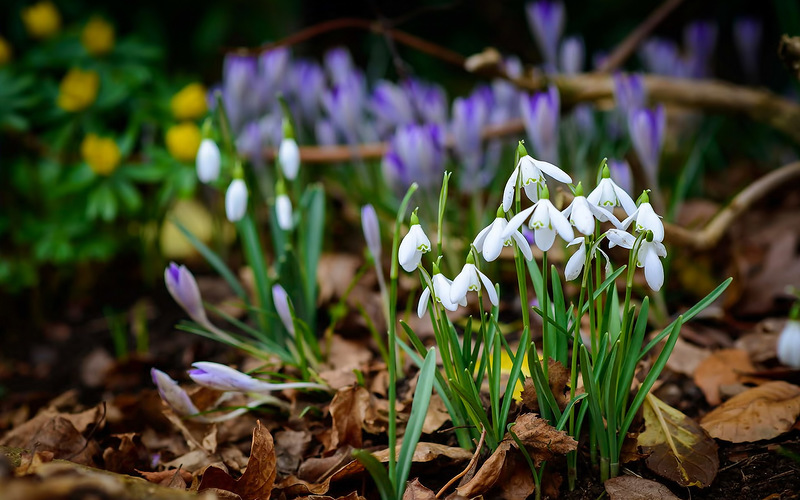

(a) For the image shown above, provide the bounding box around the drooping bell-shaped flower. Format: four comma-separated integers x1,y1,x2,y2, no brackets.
559,36,584,75
733,17,762,83
450,253,499,307
398,211,431,272
275,180,293,230
165,262,209,326
473,206,533,262
272,284,295,336
278,116,300,181
196,138,221,183
151,368,202,418
628,105,665,183
636,238,667,291
564,236,612,281
225,178,248,222
189,362,327,393
587,164,637,216
525,1,565,70
562,182,618,235
520,86,561,164
417,263,466,317
382,123,445,190
502,144,572,212
621,191,664,242
777,320,800,368
503,185,574,252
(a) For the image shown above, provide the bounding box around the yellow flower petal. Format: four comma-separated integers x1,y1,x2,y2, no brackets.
21,1,61,39
81,134,121,176
81,16,114,56
166,122,202,162
170,83,208,121
58,68,100,112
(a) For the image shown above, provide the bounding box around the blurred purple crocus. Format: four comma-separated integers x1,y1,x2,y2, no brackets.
361,204,382,262
559,35,584,75
492,56,524,121
370,80,414,138
151,368,203,418
165,263,209,327
257,47,290,111
222,54,259,131
322,71,366,143
640,37,688,78
290,60,325,126
684,20,717,78
628,106,665,184
525,1,565,70
315,119,338,146
613,73,646,114
451,90,490,192
382,123,445,190
520,86,561,164
734,17,762,83
189,362,327,393
272,284,295,336
607,158,634,196
324,47,355,85
403,78,448,125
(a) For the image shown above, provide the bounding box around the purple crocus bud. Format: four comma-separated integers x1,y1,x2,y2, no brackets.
272,284,295,336
403,78,448,124
324,47,355,85
315,119,338,146
236,121,262,163
189,361,328,393
520,86,561,164
559,36,584,75
492,56,523,119
223,54,259,131
607,158,633,195
382,123,445,190
151,368,202,418
257,47,291,110
613,73,646,114
628,106,665,183
370,80,414,138
451,91,490,192
640,37,688,77
165,262,209,326
289,60,325,125
322,71,366,143
734,17,762,83
684,20,717,78
525,1,565,70
361,204,382,261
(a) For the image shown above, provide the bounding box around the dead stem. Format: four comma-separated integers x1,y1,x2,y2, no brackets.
435,427,487,498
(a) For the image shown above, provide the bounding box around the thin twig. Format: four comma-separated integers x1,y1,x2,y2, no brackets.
436,427,487,498
598,0,686,73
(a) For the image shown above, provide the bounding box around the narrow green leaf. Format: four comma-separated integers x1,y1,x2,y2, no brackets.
352,449,395,500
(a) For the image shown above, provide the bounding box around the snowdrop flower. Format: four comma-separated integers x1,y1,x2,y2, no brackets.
503,186,574,252
278,137,300,180
417,264,466,317
562,182,619,235
151,368,202,418
398,211,431,272
225,178,248,222
276,193,293,230
272,284,294,336
189,362,327,393
621,191,664,242
474,206,533,261
165,262,209,327
502,145,572,212
606,228,637,249
450,254,499,307
636,238,667,291
587,164,637,216
777,320,800,368
564,237,613,281
196,138,221,183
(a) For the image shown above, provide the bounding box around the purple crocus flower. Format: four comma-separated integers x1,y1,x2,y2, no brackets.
525,1,565,70
684,20,717,78
165,263,208,327
370,80,414,138
272,284,295,336
289,60,325,126
559,35,584,75
236,121,263,163
324,47,355,85
382,123,445,190
403,78,448,125
189,362,327,393
322,71,366,143
613,73,646,114
492,56,524,121
607,158,634,195
222,54,259,131
451,89,491,192
361,204,382,261
734,17,762,83
151,368,202,418
257,47,291,111
640,37,688,77
315,119,338,146
628,106,665,183
520,86,561,164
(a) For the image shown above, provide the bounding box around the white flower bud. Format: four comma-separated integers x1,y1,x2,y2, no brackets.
225,179,248,222
196,139,221,183
777,320,800,368
276,193,292,230
278,138,300,180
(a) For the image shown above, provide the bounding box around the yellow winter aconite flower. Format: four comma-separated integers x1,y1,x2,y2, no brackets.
57,68,100,112
81,134,121,176
0,37,12,65
166,122,202,162
21,1,61,39
81,16,114,56
170,83,208,120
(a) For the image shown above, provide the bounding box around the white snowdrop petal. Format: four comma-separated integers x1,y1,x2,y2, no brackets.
549,206,575,242
523,182,540,204
643,248,664,291
511,232,533,261
472,224,493,250
477,270,499,306
613,184,637,215
417,287,431,318
565,244,586,280
532,158,572,183
398,234,419,272
535,227,557,251
502,206,534,239
502,167,520,212
450,268,471,303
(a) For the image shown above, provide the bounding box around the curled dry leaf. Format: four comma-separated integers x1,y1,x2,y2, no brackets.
198,420,277,500
637,394,718,488
402,478,436,500
520,359,570,412
700,381,800,442
328,385,370,451
693,349,756,406
605,476,680,500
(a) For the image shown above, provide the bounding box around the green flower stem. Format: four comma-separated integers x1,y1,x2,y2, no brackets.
541,251,550,378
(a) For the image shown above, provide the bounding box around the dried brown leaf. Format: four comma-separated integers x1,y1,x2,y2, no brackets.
666,338,710,377
693,349,755,406
328,386,370,451
402,478,436,500
510,413,577,466
275,429,312,475
198,420,277,500
421,395,450,434
521,360,570,412
605,476,680,499
137,468,193,488
700,381,800,442
638,394,718,487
